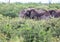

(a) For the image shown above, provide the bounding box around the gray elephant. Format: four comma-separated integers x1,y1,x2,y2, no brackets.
19,8,35,19
29,8,51,20
19,8,51,20
49,10,60,18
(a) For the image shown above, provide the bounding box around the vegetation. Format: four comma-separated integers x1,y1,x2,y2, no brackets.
0,3,60,42
0,3,60,18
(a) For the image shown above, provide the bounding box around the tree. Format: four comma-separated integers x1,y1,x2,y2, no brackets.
9,0,10,3
49,0,52,7
49,0,51,4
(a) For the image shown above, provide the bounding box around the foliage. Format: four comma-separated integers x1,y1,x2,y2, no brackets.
0,3,60,18
0,14,60,42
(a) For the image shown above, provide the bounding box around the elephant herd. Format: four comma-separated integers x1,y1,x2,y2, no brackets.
19,8,60,20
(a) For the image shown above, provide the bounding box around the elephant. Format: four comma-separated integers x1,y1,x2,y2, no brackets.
30,8,51,20
19,8,35,19
19,8,51,20
49,10,60,18
55,10,60,18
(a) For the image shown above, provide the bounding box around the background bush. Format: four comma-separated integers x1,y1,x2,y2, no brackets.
0,3,60,18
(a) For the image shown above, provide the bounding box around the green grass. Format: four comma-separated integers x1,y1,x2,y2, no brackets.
0,14,60,42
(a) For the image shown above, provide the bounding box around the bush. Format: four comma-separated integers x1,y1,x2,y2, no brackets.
0,3,60,18
0,14,60,42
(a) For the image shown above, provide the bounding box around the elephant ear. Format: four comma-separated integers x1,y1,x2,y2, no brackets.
49,10,56,14
49,10,57,17
19,9,26,18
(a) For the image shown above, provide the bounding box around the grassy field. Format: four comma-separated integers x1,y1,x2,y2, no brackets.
0,3,60,42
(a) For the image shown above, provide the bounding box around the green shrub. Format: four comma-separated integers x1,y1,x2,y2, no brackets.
0,14,60,42
0,3,60,18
